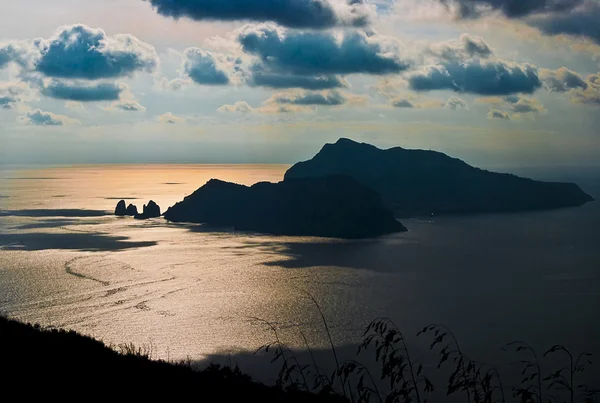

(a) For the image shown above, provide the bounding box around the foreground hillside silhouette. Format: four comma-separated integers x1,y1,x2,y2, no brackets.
0,316,345,401
164,176,406,238
285,139,594,217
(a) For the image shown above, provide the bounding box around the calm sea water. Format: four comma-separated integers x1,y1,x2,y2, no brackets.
1,164,599,385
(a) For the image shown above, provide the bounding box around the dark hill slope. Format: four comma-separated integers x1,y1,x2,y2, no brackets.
0,316,345,402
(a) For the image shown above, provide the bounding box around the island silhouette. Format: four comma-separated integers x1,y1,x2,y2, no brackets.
163,176,405,238
115,139,594,237
286,138,594,217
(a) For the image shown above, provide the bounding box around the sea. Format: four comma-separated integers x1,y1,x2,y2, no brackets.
1,163,599,389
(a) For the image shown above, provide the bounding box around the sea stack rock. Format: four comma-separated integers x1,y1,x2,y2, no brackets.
125,204,138,216
135,200,161,220
114,200,127,216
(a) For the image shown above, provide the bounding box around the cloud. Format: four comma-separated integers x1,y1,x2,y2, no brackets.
488,109,512,120
570,72,600,105
479,95,545,116
528,1,600,44
159,112,184,123
218,90,367,113
18,109,80,126
505,95,545,113
217,101,253,113
35,24,158,80
155,77,192,91
389,93,447,109
445,96,468,109
540,67,588,92
239,25,408,77
0,40,40,70
408,35,542,95
41,80,126,101
65,101,85,110
436,0,585,19
249,71,348,89
145,0,375,29
106,99,147,112
270,89,364,105
427,34,493,61
182,48,235,85
0,81,33,109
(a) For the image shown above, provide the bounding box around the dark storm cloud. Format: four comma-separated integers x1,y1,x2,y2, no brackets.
35,24,158,80
41,81,125,101
183,48,230,85
273,90,346,105
411,34,542,96
145,0,373,29
409,61,542,95
239,26,408,76
528,2,600,44
438,0,584,18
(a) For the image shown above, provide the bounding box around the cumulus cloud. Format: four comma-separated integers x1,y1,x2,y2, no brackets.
488,109,512,120
159,112,184,123
390,95,445,109
427,34,492,61
217,101,254,113
239,25,408,77
35,24,158,80
0,41,40,70
436,0,585,19
106,99,147,112
408,34,542,95
540,67,587,92
528,1,600,44
18,108,80,126
218,90,367,113
182,48,235,85
445,96,468,109
271,89,366,105
41,80,126,101
0,81,34,109
155,77,192,91
479,95,545,117
570,72,600,105
506,95,545,113
249,71,348,89
145,0,375,29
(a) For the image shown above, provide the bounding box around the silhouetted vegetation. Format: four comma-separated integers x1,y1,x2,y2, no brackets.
1,299,596,402
255,297,597,403
0,315,346,401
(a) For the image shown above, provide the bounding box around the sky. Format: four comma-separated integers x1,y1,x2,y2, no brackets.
0,0,599,167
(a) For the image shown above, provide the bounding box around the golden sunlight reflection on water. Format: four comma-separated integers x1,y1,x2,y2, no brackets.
1,164,599,374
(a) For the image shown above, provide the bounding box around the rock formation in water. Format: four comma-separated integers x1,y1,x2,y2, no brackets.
126,204,138,216
285,138,594,217
163,176,406,238
134,200,161,220
114,200,127,216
